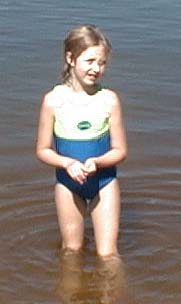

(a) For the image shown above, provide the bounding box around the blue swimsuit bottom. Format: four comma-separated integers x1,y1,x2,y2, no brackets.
55,132,116,200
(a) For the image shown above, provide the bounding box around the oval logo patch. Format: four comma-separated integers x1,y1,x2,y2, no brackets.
77,121,92,130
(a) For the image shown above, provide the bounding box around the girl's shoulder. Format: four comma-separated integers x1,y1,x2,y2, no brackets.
42,84,68,108
100,86,122,109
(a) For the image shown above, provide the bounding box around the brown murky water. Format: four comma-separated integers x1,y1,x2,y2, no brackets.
1,1,181,303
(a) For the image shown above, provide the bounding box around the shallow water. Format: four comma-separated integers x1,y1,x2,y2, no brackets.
0,0,181,303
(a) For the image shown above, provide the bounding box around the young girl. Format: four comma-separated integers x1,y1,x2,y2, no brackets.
36,24,127,260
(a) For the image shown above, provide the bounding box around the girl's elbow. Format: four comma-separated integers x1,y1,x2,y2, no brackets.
119,146,128,162
121,152,127,162
123,146,128,159
36,146,44,161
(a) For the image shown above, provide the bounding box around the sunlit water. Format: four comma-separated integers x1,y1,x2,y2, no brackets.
0,0,181,303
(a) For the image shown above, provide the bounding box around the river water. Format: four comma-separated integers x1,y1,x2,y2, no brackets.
0,0,181,303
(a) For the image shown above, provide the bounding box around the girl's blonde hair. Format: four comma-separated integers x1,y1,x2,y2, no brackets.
62,24,111,84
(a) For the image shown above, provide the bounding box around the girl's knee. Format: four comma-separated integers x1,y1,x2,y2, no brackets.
62,241,83,254
97,248,119,261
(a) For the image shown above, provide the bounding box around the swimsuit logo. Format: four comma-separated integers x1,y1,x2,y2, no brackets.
77,121,92,130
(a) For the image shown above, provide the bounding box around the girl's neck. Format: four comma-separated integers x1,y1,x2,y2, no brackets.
66,79,99,96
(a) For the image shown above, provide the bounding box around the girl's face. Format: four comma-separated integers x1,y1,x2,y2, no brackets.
68,44,108,91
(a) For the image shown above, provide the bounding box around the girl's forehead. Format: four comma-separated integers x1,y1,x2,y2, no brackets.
79,45,107,59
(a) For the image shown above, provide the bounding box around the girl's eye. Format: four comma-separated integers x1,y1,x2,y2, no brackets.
99,60,106,66
86,59,107,66
86,59,94,64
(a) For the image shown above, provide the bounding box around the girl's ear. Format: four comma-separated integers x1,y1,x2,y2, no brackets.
65,51,75,67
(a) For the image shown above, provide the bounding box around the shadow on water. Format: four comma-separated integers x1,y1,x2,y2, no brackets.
55,249,133,304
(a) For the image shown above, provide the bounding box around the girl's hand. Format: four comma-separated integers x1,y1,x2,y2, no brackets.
84,158,97,175
65,161,88,184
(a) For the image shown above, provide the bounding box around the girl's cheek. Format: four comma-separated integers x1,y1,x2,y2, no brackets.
100,66,106,75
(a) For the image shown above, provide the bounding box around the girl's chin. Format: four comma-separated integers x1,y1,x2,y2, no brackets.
72,78,98,92
84,77,98,86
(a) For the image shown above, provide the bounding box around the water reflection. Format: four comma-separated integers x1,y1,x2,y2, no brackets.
94,256,129,304
56,249,84,303
56,249,130,303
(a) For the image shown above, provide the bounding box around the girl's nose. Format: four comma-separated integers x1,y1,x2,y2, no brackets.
92,62,100,73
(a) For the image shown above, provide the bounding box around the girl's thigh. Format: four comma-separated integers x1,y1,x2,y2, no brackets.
91,179,121,257
55,183,87,250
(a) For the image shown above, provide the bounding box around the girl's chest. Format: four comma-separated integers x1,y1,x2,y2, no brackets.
54,99,111,139
56,100,110,128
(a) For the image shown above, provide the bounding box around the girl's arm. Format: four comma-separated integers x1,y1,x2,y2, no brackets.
36,92,88,184
36,93,72,169
85,91,127,171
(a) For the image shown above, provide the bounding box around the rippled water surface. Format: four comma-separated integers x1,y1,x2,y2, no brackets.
1,1,181,303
